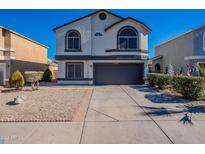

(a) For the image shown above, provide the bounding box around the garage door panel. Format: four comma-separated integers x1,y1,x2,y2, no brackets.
94,63,143,85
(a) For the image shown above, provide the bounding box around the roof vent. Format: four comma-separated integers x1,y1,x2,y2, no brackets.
99,12,107,20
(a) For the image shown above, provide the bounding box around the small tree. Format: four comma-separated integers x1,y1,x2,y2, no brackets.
10,70,25,89
43,69,52,82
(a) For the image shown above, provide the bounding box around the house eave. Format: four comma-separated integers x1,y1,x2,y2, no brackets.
105,49,148,53
53,9,124,31
0,26,48,48
104,17,151,33
149,55,163,61
184,56,205,60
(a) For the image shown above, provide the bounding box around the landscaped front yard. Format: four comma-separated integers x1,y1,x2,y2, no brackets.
0,87,90,122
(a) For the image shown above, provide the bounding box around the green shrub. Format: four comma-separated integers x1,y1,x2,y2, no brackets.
172,75,205,99
147,73,156,87
42,69,52,82
155,74,173,90
147,73,205,99
198,64,205,77
9,70,25,89
147,73,172,89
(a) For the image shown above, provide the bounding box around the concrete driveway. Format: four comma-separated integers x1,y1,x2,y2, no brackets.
81,86,205,143
1,85,205,143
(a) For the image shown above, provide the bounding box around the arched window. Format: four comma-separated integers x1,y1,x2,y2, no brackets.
118,26,138,49
203,32,205,51
65,30,81,50
155,64,161,73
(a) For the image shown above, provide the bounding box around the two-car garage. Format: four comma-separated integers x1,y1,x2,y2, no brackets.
94,63,144,85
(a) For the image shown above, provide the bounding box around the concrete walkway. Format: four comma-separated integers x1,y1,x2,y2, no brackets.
1,86,205,143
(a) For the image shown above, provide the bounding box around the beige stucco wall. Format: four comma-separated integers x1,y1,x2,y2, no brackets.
0,27,47,64
0,28,5,57
155,32,194,72
0,28,5,49
0,27,48,85
10,33,47,64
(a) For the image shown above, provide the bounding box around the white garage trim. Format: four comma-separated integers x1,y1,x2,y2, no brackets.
91,60,145,63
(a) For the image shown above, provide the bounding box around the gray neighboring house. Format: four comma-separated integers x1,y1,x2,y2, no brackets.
151,24,205,73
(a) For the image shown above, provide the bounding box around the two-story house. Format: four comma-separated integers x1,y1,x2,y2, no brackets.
53,10,151,85
0,25,48,85
151,24,205,73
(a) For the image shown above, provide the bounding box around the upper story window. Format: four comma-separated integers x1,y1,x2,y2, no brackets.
65,30,81,50
203,32,205,51
118,26,138,49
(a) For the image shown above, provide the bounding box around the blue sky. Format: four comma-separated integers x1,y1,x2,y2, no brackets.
1,9,205,60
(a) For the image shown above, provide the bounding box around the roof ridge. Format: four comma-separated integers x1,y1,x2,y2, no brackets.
104,16,151,32
0,25,48,48
53,9,124,31
155,24,205,47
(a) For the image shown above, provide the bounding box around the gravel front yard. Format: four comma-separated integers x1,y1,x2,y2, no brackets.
0,87,89,122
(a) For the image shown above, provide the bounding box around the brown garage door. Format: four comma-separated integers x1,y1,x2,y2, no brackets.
94,63,144,85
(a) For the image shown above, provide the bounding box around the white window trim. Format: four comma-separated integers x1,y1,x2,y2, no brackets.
118,36,138,49
65,30,81,50
66,36,80,50
66,63,83,79
118,27,138,50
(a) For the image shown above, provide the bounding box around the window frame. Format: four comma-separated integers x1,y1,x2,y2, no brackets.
117,26,139,50
66,62,84,79
65,30,81,51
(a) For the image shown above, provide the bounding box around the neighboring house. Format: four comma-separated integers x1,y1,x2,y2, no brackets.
0,26,48,85
151,24,205,74
47,59,58,80
53,10,151,85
